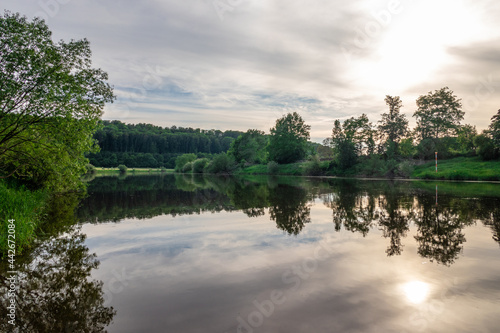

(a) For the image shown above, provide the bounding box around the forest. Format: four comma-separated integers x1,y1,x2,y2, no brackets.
87,120,244,168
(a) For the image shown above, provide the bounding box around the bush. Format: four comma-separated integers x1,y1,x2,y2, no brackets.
160,167,167,173
303,155,323,176
118,164,127,174
85,164,96,174
175,153,197,172
182,161,193,173
192,158,209,173
396,160,414,178
267,161,279,174
204,153,237,174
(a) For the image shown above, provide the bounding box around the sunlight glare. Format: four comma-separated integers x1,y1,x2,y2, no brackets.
403,281,430,304
357,0,486,92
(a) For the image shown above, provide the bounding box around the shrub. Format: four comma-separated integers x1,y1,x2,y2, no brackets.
118,164,127,174
267,161,279,174
192,158,209,173
396,160,414,178
85,164,96,174
303,155,323,176
175,153,197,172
182,161,193,173
160,167,167,173
204,153,237,174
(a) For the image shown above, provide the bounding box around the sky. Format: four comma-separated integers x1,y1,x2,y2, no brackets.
3,0,500,142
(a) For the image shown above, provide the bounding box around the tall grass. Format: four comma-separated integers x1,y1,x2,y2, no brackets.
412,157,500,181
0,181,48,256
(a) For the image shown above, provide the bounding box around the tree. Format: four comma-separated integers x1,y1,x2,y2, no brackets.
0,12,114,190
268,112,311,164
413,87,464,140
327,115,375,171
456,124,477,154
378,95,409,150
488,109,500,150
342,114,375,155
228,129,268,164
174,153,196,172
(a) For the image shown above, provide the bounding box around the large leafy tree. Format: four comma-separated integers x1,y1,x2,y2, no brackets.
228,129,268,164
268,112,311,164
413,87,464,140
489,109,500,149
378,95,408,146
327,114,375,170
0,12,114,190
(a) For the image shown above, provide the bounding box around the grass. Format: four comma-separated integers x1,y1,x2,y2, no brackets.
0,181,49,256
239,162,308,176
95,167,175,175
412,156,500,181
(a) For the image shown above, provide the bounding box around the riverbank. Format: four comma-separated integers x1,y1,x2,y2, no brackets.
412,157,500,181
93,167,175,176
237,157,500,181
0,181,49,256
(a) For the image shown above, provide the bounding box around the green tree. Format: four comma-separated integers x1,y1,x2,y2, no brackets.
488,109,500,150
174,153,196,172
474,133,498,160
378,95,409,150
413,87,464,140
0,12,114,190
456,124,477,154
342,114,375,155
228,129,268,164
268,112,311,164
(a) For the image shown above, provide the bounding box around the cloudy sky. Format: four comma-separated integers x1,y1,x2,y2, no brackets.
4,0,500,141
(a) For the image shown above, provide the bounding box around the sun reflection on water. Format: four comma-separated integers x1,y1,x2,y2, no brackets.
402,281,430,304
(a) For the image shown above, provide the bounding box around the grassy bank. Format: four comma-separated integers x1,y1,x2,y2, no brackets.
0,181,49,256
94,167,175,175
412,157,500,181
236,157,500,181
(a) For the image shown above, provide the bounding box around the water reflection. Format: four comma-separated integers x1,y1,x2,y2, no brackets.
77,175,500,266
0,193,115,332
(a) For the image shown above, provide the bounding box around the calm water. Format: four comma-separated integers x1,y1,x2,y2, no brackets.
2,174,500,332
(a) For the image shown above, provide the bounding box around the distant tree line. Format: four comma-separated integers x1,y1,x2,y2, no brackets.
90,87,500,177
87,120,244,168
324,87,500,177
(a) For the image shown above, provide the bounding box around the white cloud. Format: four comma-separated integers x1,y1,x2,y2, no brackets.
3,0,500,139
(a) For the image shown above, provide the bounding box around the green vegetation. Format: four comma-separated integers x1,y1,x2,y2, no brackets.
118,164,128,174
88,120,243,168
0,182,48,254
268,112,311,164
0,12,114,192
0,12,114,256
412,157,500,181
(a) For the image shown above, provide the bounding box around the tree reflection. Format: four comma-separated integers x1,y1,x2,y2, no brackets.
268,185,311,235
412,196,467,266
1,238,114,332
323,180,377,236
377,192,411,256
0,192,115,332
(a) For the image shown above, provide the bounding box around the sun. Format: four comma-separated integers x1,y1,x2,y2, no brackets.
356,0,486,92
402,280,430,304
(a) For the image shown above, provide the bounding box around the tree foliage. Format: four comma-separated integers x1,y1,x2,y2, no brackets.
88,120,243,168
268,112,311,164
0,12,114,190
489,109,500,149
228,129,268,164
327,115,375,170
413,87,464,140
378,95,408,147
